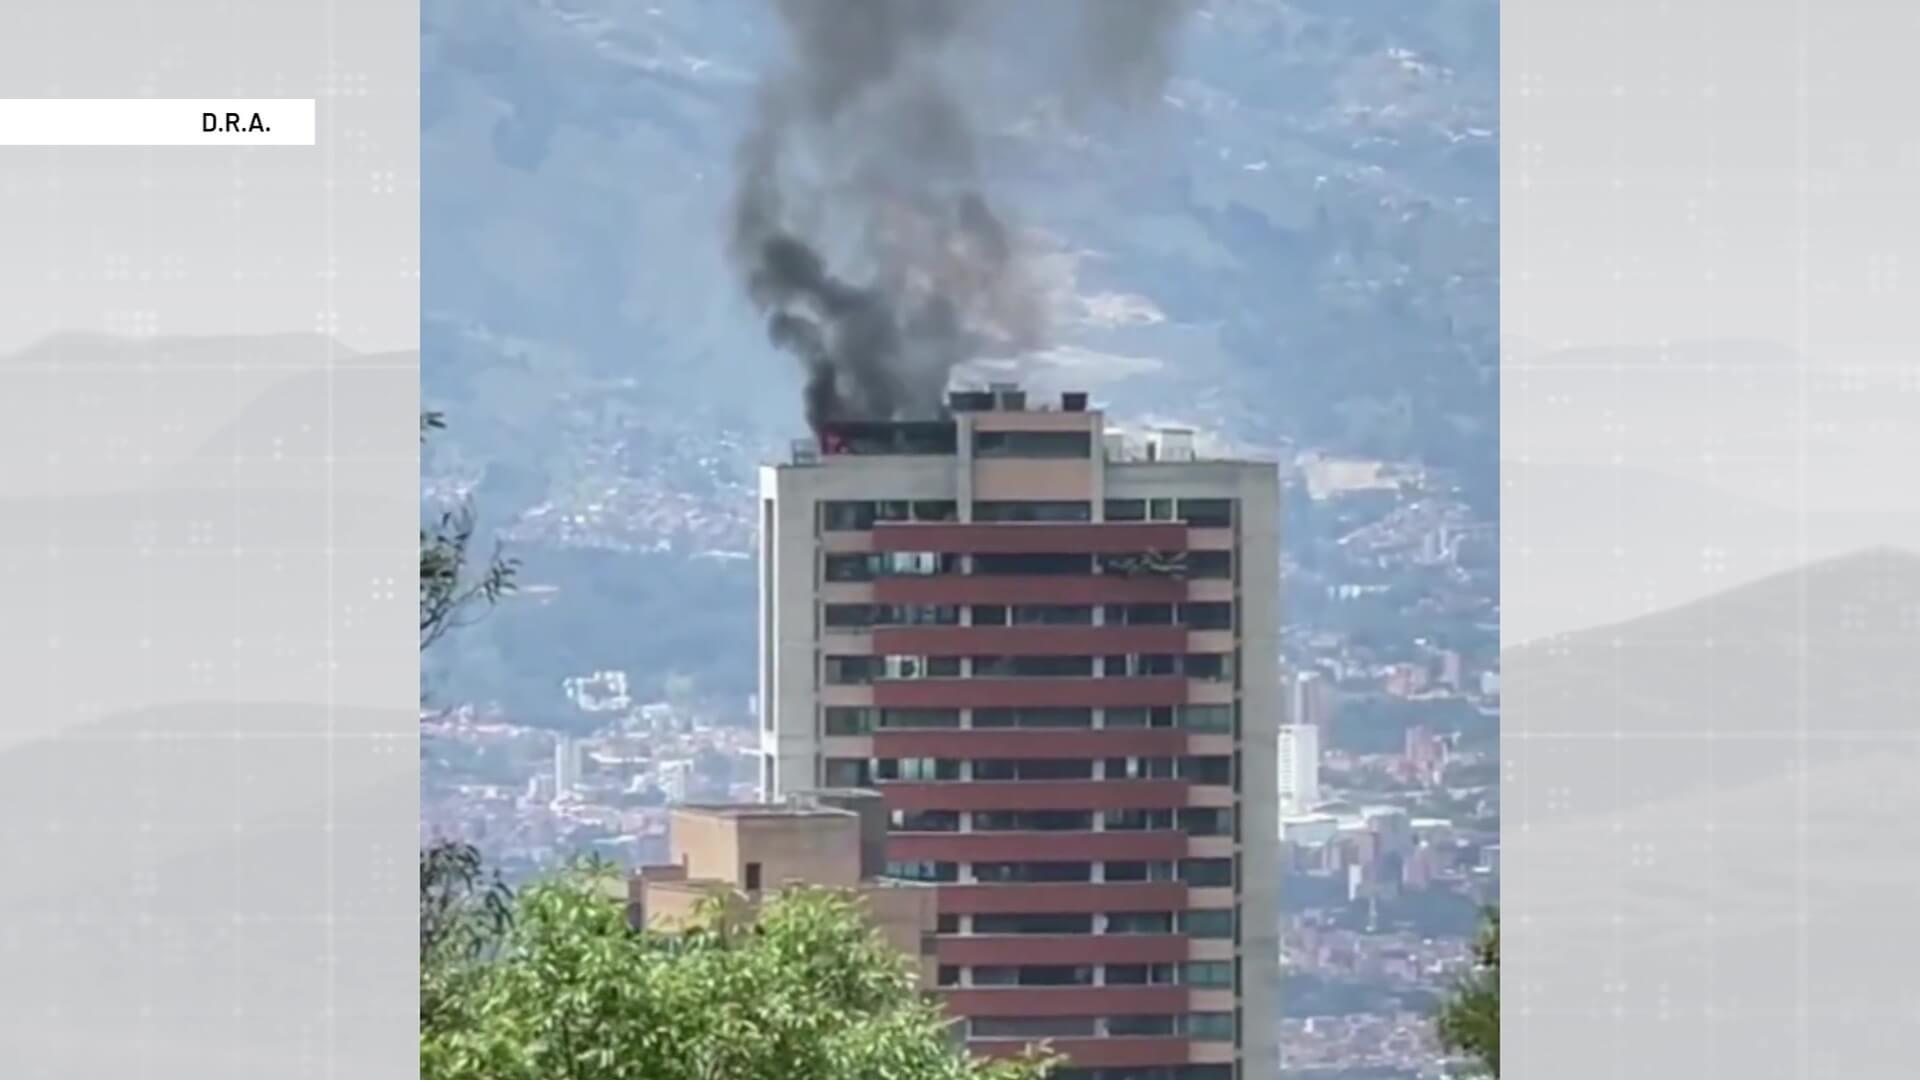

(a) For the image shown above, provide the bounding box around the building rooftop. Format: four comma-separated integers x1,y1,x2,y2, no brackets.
673,802,856,821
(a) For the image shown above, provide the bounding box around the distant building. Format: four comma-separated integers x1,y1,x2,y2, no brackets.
554,736,582,797
1289,669,1333,734
658,759,692,803
1277,723,1322,815
627,791,938,986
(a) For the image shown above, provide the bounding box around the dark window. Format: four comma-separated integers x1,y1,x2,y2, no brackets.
1012,604,1094,625
974,810,1094,832
891,809,962,832
1187,550,1232,579
1179,602,1233,630
1178,705,1232,733
1180,756,1233,785
1107,1014,1177,1037
1183,1012,1234,1041
1104,603,1175,626
1181,962,1233,988
1103,499,1145,522
1105,963,1175,986
937,914,960,934
1184,654,1230,681
912,500,959,522
744,862,762,891
969,1016,1099,1039
972,655,1096,678
937,965,961,987
970,605,1009,626
1105,911,1174,934
972,861,1092,884
974,430,1093,459
1104,861,1173,883
973,707,1092,729
973,500,1092,523
973,552,1093,576
823,554,874,582
1178,859,1234,887
1104,706,1175,729
1177,499,1234,527
972,759,1096,782
1177,909,1235,938
1177,1068,1234,1080
876,708,962,730
972,912,1094,935
1103,809,1174,831
1179,808,1231,836
823,603,872,628
823,757,871,787
822,501,877,531
825,656,881,685
823,707,872,735
1105,756,1175,780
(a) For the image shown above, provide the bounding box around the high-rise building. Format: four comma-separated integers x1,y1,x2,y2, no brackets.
1287,669,1331,733
1275,723,1321,815
553,735,582,797
756,386,1279,1080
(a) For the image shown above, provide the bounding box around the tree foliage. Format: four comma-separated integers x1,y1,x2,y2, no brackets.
421,410,519,653
1435,907,1499,1076
422,861,1056,1080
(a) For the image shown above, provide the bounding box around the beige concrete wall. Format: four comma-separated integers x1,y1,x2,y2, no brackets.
861,883,940,989
1232,460,1283,1080
670,810,740,883
737,814,864,890
969,411,1098,432
970,458,1097,500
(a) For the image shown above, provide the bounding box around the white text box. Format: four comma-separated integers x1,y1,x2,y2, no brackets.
0,99,316,147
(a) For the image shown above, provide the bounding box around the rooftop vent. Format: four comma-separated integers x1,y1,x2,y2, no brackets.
1147,427,1196,462
1061,391,1088,412
947,390,995,412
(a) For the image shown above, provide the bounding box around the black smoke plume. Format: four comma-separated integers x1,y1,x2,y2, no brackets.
731,0,1195,434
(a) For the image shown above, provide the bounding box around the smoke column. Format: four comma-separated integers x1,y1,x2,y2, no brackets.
730,0,1195,434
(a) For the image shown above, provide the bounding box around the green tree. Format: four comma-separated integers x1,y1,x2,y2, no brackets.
420,409,521,1030
422,862,1056,1080
420,410,519,652
1436,907,1499,1076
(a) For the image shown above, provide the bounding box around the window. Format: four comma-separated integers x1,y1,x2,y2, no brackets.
1102,654,1177,677
971,965,1095,987
824,656,880,686
1104,603,1175,626
1178,1068,1234,1080
970,604,1009,626
969,1016,1099,1039
972,759,1096,782
1012,604,1094,625
1104,706,1175,729
1179,602,1233,630
1184,654,1230,681
973,861,1092,884
1179,756,1233,785
1105,964,1175,985
887,861,959,883
875,757,961,782
937,914,960,934
1104,861,1174,883
1106,1014,1177,1037
1177,499,1234,528
1178,859,1234,887
877,708,962,730
973,552,1092,576
1183,1013,1234,1041
1179,808,1231,837
974,430,1093,459
1181,962,1233,988
1103,809,1174,831
973,500,1092,522
823,757,871,787
937,965,961,987
744,862,762,891
824,707,871,736
891,809,961,832
973,707,1092,729
972,655,1095,678
823,553,874,582
1186,550,1232,579
974,810,1093,832
1103,911,1173,935
1102,499,1175,522
877,655,962,680
1178,704,1232,733
1177,909,1234,938
973,912,1094,935
1105,756,1175,780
